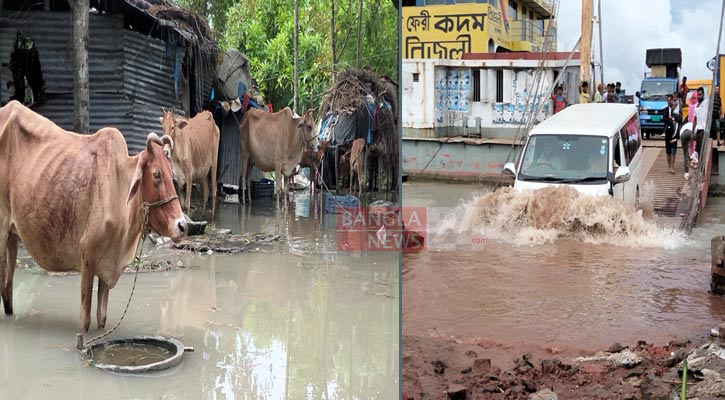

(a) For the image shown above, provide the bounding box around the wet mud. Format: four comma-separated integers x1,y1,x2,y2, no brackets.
403,182,725,399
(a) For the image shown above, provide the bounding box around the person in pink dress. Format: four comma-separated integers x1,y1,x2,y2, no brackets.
688,92,699,123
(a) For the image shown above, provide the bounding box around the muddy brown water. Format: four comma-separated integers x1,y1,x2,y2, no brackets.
0,193,399,399
403,181,725,357
90,342,172,367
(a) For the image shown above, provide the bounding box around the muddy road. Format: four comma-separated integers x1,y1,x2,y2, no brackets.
402,182,725,398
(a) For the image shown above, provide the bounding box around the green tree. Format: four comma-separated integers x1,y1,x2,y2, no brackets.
178,0,397,112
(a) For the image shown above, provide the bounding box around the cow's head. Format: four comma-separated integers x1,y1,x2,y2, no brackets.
127,132,187,242
298,109,319,152
159,111,189,143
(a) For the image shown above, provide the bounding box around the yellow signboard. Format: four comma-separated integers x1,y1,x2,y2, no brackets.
402,3,511,59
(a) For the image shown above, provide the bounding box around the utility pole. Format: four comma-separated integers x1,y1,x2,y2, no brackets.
71,0,90,133
294,0,299,113
580,0,592,87
356,0,362,68
597,0,604,84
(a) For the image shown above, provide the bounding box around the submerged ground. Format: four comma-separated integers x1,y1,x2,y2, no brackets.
0,193,399,399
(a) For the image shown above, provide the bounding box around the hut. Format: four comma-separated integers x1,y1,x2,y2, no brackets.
317,67,399,193
0,0,216,154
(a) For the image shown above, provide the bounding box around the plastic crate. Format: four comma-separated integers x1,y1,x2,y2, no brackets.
324,192,359,214
251,179,275,199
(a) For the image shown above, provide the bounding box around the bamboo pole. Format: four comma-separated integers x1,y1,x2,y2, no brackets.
580,0,592,86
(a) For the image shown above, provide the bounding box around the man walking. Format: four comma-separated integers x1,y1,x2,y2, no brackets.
711,85,722,146
692,86,709,168
663,94,681,173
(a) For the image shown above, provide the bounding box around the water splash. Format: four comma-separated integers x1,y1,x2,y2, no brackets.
431,186,686,248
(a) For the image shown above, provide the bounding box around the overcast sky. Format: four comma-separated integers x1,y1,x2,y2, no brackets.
556,0,725,96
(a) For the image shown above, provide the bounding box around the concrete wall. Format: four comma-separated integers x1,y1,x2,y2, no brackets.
402,137,523,181
402,58,581,138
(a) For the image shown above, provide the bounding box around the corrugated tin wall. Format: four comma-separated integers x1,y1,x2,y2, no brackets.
218,110,243,186
0,11,135,140
123,30,179,154
217,110,263,186
0,11,213,156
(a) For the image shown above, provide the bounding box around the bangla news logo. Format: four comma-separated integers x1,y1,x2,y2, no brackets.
336,207,426,252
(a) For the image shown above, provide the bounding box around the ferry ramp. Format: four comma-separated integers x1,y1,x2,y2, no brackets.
641,140,687,217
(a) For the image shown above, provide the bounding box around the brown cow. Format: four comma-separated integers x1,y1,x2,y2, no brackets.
299,140,327,194
160,110,219,219
239,107,318,205
0,100,187,332
347,138,366,197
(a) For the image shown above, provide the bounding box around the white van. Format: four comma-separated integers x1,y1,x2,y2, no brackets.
503,103,644,207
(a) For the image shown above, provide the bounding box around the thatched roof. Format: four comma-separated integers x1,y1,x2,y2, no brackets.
124,0,215,52
319,67,396,117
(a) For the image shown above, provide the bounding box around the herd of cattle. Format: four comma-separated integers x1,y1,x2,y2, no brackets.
0,99,334,332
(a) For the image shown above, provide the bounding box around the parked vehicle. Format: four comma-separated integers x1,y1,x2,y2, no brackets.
637,77,678,136
504,103,643,208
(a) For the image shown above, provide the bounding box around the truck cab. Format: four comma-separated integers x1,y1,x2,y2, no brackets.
637,78,678,136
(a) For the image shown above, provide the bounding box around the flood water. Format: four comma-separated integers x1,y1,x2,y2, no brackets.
0,193,399,399
403,181,725,354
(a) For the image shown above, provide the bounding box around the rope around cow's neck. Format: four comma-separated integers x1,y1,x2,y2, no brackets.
77,194,179,352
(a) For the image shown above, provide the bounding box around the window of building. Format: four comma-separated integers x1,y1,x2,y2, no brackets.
496,70,504,103
425,0,446,5
412,73,420,83
529,11,535,40
508,0,517,20
521,7,527,38
455,0,480,3
472,69,481,102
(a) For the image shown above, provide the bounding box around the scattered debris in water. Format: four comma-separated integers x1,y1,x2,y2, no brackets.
169,227,281,254
124,260,192,273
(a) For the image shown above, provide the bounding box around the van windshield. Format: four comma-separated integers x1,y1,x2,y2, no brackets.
519,135,609,183
640,80,674,101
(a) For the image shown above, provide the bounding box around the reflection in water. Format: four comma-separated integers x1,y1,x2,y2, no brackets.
403,182,725,352
0,193,399,399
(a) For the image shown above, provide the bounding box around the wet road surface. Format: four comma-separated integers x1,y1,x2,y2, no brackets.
403,181,725,355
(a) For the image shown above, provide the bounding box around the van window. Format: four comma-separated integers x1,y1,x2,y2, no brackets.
519,134,609,182
613,137,621,168
619,116,641,165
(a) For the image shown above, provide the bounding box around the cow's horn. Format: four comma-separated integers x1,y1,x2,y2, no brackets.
161,134,174,151
147,132,163,149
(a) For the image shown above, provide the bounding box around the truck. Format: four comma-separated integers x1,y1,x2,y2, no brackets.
636,48,682,138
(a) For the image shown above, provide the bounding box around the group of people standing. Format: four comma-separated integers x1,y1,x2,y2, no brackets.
550,80,626,115
663,81,722,179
